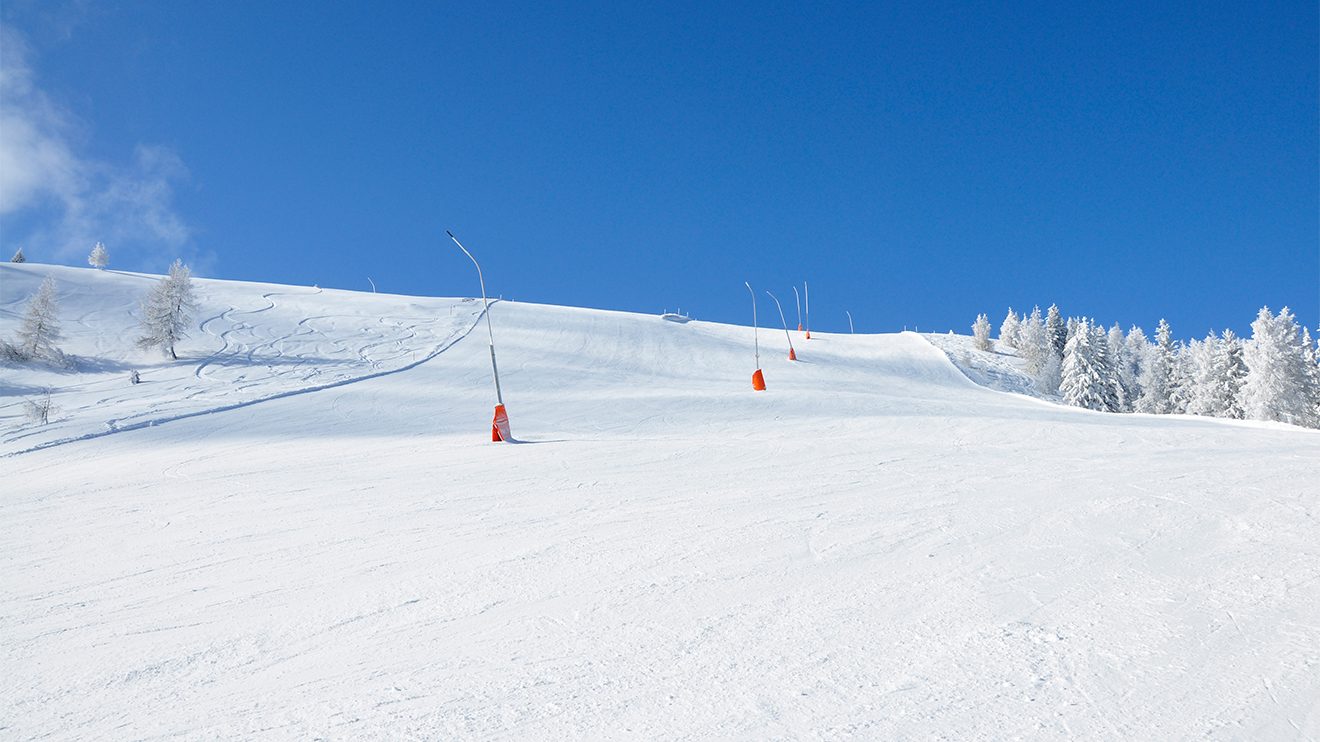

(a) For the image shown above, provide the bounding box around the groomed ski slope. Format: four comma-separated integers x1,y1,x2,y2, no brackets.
3,264,1318,739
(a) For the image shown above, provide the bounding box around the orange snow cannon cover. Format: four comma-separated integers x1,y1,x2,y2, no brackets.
491,404,512,442
752,369,766,391
788,348,797,361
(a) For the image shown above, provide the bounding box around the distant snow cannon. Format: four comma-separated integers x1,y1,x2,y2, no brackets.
745,282,766,391
765,290,797,361
447,230,512,442
792,285,803,332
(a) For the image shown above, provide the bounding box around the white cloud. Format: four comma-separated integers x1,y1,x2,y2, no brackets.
0,25,205,272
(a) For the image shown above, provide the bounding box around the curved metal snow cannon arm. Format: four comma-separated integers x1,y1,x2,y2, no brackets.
448,230,511,441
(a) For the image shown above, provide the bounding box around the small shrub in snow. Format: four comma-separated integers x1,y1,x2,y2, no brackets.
24,390,54,425
11,247,26,263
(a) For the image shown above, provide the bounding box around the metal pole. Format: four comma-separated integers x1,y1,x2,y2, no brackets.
766,290,795,354
804,281,810,335
846,310,854,334
792,285,802,331
367,276,377,293
447,230,504,406
744,281,759,368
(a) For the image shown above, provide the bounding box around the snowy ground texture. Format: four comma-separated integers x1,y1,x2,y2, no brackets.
3,263,1319,739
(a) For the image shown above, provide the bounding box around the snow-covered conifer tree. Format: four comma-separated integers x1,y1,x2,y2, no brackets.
136,259,198,360
972,313,992,351
1135,319,1178,414
1106,324,1132,410
1019,306,1060,393
1184,334,1220,417
1169,339,1195,414
999,309,1020,348
1123,326,1149,404
11,248,26,263
1046,304,1067,358
1240,307,1319,428
88,242,109,269
1210,329,1248,419
1060,318,1119,411
14,277,65,364
1092,322,1124,411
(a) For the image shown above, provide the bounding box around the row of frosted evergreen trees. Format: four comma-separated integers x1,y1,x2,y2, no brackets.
971,304,1320,429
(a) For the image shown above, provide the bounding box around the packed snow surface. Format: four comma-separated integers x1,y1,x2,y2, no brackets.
3,263,1318,739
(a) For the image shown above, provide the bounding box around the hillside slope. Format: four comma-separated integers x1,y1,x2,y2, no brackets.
3,264,1318,739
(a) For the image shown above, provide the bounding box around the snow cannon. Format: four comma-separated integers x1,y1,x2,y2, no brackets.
788,347,797,361
491,404,512,442
752,369,766,391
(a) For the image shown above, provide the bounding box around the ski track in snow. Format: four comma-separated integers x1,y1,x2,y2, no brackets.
2,264,1319,739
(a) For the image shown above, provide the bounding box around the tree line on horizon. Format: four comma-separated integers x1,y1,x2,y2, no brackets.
972,304,1320,429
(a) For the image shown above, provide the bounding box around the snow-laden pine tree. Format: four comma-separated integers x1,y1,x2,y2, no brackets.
1092,322,1124,411
1060,318,1120,411
1169,338,1196,414
1209,329,1248,419
1241,307,1319,428
1183,334,1219,417
999,309,1020,349
88,242,109,269
972,313,992,351
1046,304,1067,358
13,277,65,364
1305,327,1320,424
137,259,198,360
11,248,26,263
1135,319,1178,414
1123,326,1149,404
1019,306,1060,393
1106,324,1132,410
1059,318,1093,407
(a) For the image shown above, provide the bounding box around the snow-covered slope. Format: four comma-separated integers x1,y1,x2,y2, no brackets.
3,263,1318,739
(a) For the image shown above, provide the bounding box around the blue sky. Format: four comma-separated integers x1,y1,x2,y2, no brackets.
2,1,1316,337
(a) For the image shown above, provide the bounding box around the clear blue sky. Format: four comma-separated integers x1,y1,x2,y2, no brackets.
2,1,1316,338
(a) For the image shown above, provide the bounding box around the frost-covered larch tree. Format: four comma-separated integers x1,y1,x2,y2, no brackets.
972,313,993,351
1241,307,1319,428
14,277,65,364
1045,304,1067,358
1135,319,1178,414
999,309,1020,349
11,247,26,263
88,242,109,269
137,259,198,360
